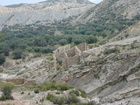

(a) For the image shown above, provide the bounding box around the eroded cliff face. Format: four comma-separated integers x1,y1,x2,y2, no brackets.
44,37,140,105
0,0,94,29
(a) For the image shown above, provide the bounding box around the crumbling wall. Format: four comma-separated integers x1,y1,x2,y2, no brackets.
65,48,76,57
75,46,81,56
52,54,57,70
22,79,36,87
6,79,25,84
6,78,36,87
77,43,88,52
62,58,68,69
48,61,55,70
53,45,71,61
54,52,65,61
87,46,105,56
54,45,70,54
63,56,80,68
67,56,80,67
93,46,105,56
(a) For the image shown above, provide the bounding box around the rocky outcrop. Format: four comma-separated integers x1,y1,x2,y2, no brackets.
46,48,140,104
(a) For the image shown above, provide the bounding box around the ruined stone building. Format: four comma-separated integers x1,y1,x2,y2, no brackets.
51,43,89,69
49,42,128,70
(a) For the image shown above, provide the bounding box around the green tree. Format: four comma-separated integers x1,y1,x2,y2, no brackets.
0,54,5,65
13,49,22,59
59,39,67,45
34,38,47,46
86,36,97,44
0,45,10,56
72,36,86,45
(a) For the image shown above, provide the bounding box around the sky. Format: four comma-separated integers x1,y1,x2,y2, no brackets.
0,0,103,6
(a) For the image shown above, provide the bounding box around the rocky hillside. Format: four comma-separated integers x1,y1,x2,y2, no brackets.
0,0,140,105
110,21,140,42
45,0,91,4
44,37,140,105
76,0,140,22
0,0,93,29
0,35,140,105
72,0,140,45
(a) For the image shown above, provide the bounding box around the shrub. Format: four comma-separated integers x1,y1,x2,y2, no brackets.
34,89,39,93
47,57,53,61
46,90,90,105
59,39,67,45
78,89,87,98
0,82,15,90
103,48,118,55
69,90,80,96
86,36,97,44
0,54,5,65
94,73,100,79
58,60,62,66
55,91,61,94
38,81,73,91
13,48,22,59
0,85,14,101
98,59,107,64
46,93,65,104
21,91,24,94
46,93,54,100
86,101,96,105
66,94,80,104
81,101,97,105
55,97,65,105
40,97,45,103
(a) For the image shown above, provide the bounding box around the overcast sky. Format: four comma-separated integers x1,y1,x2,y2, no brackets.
89,0,103,3
0,0,103,6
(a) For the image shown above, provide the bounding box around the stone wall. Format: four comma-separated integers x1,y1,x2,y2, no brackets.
5,78,36,87
48,61,55,70
65,48,76,57
77,43,88,52
53,44,70,61
6,79,25,84
67,56,80,68
62,56,80,68
54,45,70,54
53,54,57,70
54,52,65,61
75,46,81,56
62,58,68,69
92,46,105,56
22,79,36,87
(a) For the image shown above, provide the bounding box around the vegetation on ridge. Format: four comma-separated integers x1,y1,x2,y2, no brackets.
0,0,140,66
